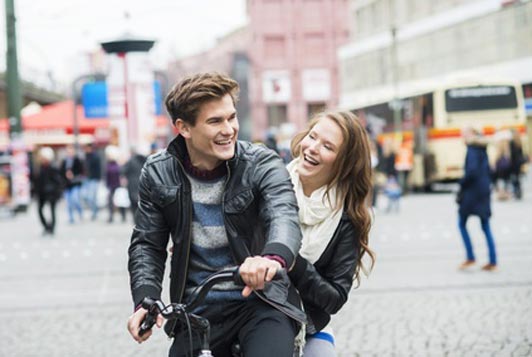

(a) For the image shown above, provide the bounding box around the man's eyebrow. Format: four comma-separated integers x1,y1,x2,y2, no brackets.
206,111,237,122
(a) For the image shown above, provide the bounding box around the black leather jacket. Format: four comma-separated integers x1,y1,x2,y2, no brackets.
128,136,306,323
288,211,359,332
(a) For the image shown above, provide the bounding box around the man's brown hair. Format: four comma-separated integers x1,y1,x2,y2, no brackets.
165,72,239,126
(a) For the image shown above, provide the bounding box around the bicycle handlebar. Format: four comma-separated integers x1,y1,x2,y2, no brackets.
138,266,285,337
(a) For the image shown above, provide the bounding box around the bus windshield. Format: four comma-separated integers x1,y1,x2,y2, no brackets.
445,85,517,112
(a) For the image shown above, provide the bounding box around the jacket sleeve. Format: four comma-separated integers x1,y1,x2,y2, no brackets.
254,150,302,269
127,163,170,308
288,220,358,314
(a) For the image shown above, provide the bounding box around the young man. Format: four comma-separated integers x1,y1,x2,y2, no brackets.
127,72,304,357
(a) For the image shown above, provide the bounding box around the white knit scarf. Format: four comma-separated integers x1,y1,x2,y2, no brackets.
287,159,344,264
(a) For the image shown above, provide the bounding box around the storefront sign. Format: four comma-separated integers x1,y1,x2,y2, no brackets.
262,70,291,103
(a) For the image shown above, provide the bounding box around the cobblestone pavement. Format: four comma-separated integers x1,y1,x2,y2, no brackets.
332,174,532,356
0,175,531,356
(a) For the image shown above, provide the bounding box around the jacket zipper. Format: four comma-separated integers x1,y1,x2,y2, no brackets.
175,159,193,303
221,161,237,263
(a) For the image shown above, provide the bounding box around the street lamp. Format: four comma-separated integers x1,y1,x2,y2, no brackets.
100,36,156,154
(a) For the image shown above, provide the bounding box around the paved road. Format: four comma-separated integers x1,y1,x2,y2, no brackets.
332,175,532,357
0,175,531,356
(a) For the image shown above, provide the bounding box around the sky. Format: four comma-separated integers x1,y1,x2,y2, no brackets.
1,0,248,89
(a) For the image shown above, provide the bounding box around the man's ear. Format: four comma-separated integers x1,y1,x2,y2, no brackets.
175,119,191,139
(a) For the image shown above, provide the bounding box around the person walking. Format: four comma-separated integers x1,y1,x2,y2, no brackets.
509,128,526,200
381,137,397,180
105,146,125,223
369,139,380,208
287,111,375,356
126,72,305,357
60,145,84,224
457,127,498,272
493,136,512,201
83,143,102,220
383,175,402,213
35,147,63,236
121,148,146,224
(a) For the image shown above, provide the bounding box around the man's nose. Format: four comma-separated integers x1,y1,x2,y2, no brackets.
220,120,234,135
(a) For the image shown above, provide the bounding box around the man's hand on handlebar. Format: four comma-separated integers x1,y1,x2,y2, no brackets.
239,256,282,297
127,307,164,343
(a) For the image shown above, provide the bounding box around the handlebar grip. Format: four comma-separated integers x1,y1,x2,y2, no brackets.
138,297,158,337
233,269,245,286
139,314,157,337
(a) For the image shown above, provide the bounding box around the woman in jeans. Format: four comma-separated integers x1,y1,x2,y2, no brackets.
287,111,375,356
457,127,497,271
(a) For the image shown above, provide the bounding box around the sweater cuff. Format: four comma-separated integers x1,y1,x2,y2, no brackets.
263,254,286,268
132,285,161,311
262,242,295,269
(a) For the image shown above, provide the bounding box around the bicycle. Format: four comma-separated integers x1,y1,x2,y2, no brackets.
138,266,300,357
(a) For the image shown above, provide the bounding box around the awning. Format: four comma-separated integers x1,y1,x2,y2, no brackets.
0,100,171,149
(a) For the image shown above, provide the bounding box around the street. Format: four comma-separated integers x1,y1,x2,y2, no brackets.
1,175,531,356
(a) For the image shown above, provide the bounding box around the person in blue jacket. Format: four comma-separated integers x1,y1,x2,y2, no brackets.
457,127,497,271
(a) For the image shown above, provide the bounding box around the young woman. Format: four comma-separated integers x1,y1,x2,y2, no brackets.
457,127,497,271
287,111,376,356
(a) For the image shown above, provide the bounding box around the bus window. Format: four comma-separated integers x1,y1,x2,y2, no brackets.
445,85,518,112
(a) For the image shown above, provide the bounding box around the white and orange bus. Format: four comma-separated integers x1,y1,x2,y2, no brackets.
355,78,528,190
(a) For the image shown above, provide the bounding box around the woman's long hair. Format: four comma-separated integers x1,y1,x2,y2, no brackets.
291,111,375,284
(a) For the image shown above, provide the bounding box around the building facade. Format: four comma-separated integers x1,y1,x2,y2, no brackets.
339,0,532,111
166,27,253,140
248,0,349,140
167,0,349,142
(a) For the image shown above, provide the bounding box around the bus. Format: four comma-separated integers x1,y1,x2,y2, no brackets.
355,78,528,190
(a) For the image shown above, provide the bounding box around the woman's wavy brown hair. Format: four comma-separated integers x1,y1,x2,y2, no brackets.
291,111,375,284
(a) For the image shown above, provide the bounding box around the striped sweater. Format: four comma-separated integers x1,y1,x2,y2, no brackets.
183,172,244,310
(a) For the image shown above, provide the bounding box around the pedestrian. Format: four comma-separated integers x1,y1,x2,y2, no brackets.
105,146,125,223
60,145,84,224
83,143,102,220
493,135,512,201
457,127,497,272
383,175,402,213
121,147,146,224
265,131,279,153
509,128,526,200
395,139,413,193
35,147,63,236
381,137,397,180
126,72,305,357
286,110,376,356
369,139,380,208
